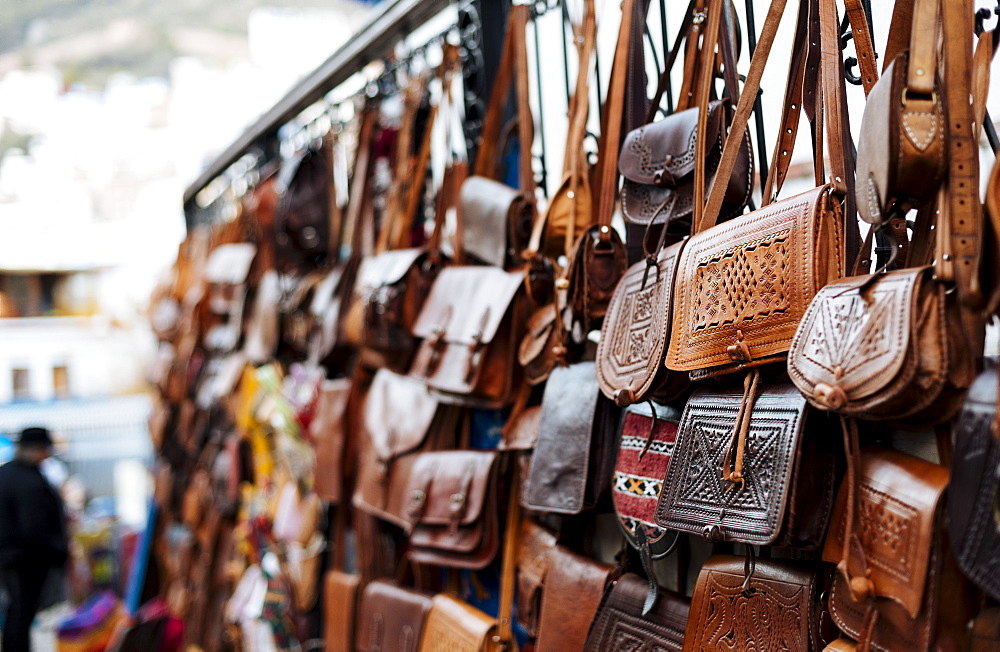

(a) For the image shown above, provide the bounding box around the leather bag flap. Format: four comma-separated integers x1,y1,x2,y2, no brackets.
788,268,922,405
204,243,256,285
420,594,495,651
655,384,809,545
619,101,725,187
501,405,540,451
822,448,949,619
459,176,526,268
585,573,688,651
405,450,499,528
525,362,600,513
412,266,524,346
357,580,432,652
355,249,425,294
364,369,439,462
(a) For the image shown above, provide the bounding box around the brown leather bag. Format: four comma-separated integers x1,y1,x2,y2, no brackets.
949,364,1000,601
583,573,689,652
823,446,971,651
202,243,256,354
410,266,527,408
523,362,617,514
419,593,498,652
324,569,360,652
459,5,535,271
402,450,501,569
274,140,332,273
355,580,433,652
655,382,838,548
515,519,556,640
685,554,824,651
310,377,351,504
535,546,618,652
665,0,847,378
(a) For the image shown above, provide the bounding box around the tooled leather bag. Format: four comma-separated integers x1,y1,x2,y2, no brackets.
535,545,618,652
655,382,838,548
665,0,847,379
684,554,825,651
355,580,433,652
401,449,501,569
523,362,618,514
787,0,980,425
409,266,528,408
823,446,973,652
583,573,689,652
460,5,535,271
948,364,1000,601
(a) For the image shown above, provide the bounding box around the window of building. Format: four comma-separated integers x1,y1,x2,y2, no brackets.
53,365,70,399
12,368,30,400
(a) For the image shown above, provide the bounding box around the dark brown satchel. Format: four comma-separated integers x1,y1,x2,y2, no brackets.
583,572,689,652
655,382,838,548
274,140,332,273
685,554,825,651
355,580,433,652
535,546,618,652
402,450,501,569
523,362,617,514
949,364,1000,601
410,266,527,408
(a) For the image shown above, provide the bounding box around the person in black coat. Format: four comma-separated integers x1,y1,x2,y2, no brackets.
0,427,69,652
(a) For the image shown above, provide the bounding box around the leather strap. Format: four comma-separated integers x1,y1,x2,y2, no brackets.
843,0,878,94
494,458,521,649
692,0,723,230
344,104,377,260
907,0,937,97
593,0,637,242
326,130,344,264
646,0,700,123
883,0,914,71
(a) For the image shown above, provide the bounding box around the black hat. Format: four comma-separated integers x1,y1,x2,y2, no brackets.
17,427,53,447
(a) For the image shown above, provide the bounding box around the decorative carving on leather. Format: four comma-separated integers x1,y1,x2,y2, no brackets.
356,580,433,652
666,185,843,374
584,573,689,652
613,401,682,557
403,450,500,569
684,555,819,652
410,266,526,408
524,362,617,514
597,241,686,407
656,384,836,547
949,366,1000,600
419,594,496,652
822,448,949,651
537,546,618,652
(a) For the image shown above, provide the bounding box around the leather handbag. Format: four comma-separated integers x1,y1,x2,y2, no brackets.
310,377,351,504
610,399,681,611
655,382,838,548
523,362,618,514
324,569,360,652
971,608,1000,652
664,0,847,379
515,519,556,640
949,364,1000,601
202,243,256,354
274,138,332,273
583,572,689,652
535,546,618,652
409,266,528,408
854,0,944,225
355,580,433,652
419,594,498,652
459,5,535,271
823,446,971,651
402,449,501,569
685,554,824,651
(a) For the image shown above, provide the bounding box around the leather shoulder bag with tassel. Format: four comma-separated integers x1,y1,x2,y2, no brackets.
665,0,846,379
584,572,689,652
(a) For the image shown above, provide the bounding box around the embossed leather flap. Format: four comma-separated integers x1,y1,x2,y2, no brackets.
525,362,611,514
584,573,688,652
788,268,923,406
412,266,524,346
459,176,531,268
822,448,949,619
666,185,842,373
655,384,810,545
356,580,433,652
613,400,682,556
364,369,439,463
685,555,818,652
949,366,1000,601
406,451,499,532
619,102,725,188
537,546,617,652
419,594,495,652
596,240,686,406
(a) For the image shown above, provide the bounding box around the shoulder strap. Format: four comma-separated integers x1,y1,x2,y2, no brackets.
343,104,377,261
494,459,522,649
376,74,426,255
843,0,878,95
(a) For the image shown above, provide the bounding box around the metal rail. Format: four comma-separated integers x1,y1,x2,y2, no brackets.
182,0,452,209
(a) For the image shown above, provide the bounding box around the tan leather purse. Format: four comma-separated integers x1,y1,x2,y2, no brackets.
355,580,433,652
664,0,846,378
535,546,618,652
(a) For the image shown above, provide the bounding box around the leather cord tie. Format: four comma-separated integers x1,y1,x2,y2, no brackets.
723,369,760,489
838,416,876,604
